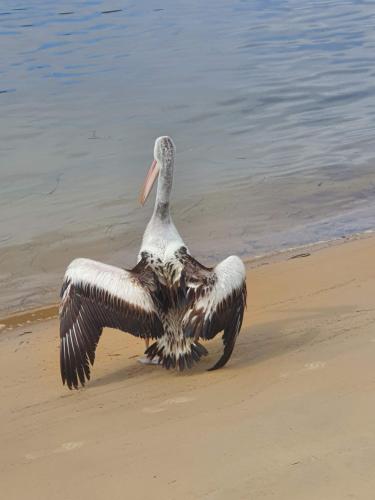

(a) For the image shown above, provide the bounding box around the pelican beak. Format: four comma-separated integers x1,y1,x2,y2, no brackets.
139,159,160,205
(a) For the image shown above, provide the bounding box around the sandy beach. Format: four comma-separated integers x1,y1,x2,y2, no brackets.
1,234,375,499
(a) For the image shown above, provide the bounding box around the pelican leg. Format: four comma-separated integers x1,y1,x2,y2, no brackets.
138,337,161,365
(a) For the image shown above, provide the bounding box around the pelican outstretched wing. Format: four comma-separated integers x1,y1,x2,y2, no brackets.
182,254,247,370
59,258,163,389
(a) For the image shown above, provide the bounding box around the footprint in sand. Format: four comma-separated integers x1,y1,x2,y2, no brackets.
304,361,326,370
55,441,84,453
25,441,83,460
142,396,195,414
280,361,326,379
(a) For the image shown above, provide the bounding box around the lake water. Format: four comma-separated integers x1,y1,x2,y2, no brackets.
1,0,375,316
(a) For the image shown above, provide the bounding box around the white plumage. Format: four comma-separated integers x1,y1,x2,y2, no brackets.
63,258,155,312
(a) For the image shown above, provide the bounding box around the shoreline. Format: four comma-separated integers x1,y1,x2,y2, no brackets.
1,229,373,329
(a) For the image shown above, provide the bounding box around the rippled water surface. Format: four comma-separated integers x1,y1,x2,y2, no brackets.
1,0,375,314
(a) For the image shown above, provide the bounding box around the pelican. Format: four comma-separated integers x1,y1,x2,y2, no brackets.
59,136,247,389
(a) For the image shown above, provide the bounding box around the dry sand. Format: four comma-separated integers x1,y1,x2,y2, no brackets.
1,235,375,499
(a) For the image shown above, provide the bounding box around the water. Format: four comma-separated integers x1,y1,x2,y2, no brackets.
1,0,375,316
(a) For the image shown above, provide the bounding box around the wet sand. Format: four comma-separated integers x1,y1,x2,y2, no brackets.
1,234,375,499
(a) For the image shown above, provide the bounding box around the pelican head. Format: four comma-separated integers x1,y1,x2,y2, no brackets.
139,136,176,206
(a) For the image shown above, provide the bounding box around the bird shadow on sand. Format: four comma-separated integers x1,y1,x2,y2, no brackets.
88,353,211,389
227,304,357,371
88,361,152,389
87,305,355,388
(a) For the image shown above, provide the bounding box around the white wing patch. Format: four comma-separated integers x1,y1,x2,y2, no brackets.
195,255,246,321
213,256,246,308
65,258,154,312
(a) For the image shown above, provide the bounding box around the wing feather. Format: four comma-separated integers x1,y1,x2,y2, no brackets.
59,258,163,389
183,255,247,370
